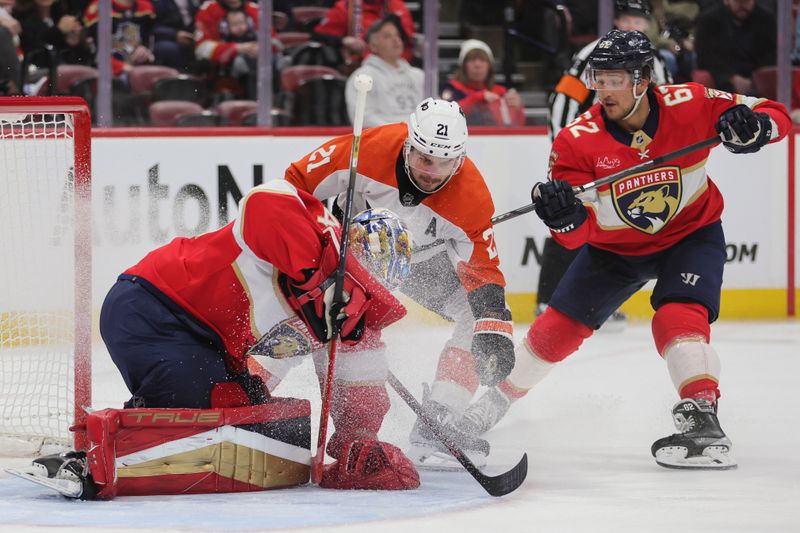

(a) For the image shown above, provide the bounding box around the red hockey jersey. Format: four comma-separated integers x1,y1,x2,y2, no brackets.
125,180,356,371
549,83,791,255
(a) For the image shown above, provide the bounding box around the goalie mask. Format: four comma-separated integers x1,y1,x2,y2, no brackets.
404,98,468,193
348,208,413,291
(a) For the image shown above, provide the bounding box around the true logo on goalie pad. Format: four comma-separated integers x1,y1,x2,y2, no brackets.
612,166,682,234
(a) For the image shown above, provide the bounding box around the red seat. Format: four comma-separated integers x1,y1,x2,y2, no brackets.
280,65,342,92
216,100,259,126
128,65,180,93
751,66,800,108
292,6,328,31
149,101,205,127
690,69,716,88
276,32,312,51
36,65,98,96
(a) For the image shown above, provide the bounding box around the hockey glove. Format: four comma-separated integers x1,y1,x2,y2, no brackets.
279,235,369,345
531,180,587,233
715,104,772,154
471,308,515,387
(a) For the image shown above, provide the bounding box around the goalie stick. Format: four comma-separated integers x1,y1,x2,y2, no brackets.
311,73,374,484
387,371,528,497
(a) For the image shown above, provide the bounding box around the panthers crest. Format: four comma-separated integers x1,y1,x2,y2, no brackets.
612,166,682,234
247,318,319,358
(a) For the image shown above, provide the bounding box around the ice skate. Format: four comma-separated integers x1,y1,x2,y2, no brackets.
6,450,97,499
406,386,490,471
651,398,737,470
456,387,511,437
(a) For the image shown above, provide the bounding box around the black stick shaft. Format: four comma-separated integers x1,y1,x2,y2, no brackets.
490,136,720,225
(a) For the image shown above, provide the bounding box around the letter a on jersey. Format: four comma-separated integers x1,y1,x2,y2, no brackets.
425,218,438,238
611,166,683,234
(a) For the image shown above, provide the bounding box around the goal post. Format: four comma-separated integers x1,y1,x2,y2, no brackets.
0,96,92,455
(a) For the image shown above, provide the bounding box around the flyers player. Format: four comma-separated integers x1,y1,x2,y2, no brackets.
457,30,790,469
284,98,515,468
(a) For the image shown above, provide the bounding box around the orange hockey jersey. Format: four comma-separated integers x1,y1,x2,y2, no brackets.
285,122,506,299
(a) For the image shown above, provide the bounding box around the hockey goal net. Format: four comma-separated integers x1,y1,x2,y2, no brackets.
0,97,91,456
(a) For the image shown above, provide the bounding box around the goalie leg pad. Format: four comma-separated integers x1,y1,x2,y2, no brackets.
83,398,311,499
320,440,420,490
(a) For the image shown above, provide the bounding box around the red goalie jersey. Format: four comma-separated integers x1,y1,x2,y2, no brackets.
549,83,791,255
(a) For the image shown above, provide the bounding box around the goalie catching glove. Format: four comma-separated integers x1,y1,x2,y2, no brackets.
280,208,412,346
531,180,587,233
715,104,773,154
279,232,369,345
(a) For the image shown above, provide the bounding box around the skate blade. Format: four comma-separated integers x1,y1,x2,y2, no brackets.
5,467,83,498
654,445,738,470
406,444,487,472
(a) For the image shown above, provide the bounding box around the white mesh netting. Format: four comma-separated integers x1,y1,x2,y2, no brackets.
0,111,81,454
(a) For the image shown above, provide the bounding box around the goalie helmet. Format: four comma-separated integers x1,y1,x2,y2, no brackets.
348,208,413,291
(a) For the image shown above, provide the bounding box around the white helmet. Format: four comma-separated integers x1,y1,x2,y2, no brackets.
407,98,468,159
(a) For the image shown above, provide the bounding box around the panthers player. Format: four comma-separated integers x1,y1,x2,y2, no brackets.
18,182,420,499
283,98,515,469
458,30,790,470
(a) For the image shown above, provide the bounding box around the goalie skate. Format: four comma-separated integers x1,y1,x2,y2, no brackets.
5,451,95,499
651,398,737,470
406,389,490,471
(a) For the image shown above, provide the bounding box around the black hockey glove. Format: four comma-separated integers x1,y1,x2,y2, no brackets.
531,180,587,233
471,308,515,387
715,104,772,154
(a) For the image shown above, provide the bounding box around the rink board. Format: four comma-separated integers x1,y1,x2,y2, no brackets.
88,127,798,320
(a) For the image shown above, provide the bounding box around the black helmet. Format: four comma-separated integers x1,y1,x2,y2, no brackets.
588,29,654,73
614,0,651,17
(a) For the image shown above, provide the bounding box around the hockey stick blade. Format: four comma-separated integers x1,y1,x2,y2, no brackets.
387,371,528,497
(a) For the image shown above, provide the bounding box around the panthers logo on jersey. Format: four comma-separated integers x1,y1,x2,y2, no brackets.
247,318,317,359
612,166,682,234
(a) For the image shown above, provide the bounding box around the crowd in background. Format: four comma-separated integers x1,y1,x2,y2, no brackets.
0,0,792,127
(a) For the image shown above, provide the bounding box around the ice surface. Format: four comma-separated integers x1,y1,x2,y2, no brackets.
1,320,798,533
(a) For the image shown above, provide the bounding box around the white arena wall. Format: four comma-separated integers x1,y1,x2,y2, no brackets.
91,127,798,322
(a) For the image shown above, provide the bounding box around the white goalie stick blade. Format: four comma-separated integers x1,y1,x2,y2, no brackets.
654,445,738,470
407,444,488,472
5,466,84,498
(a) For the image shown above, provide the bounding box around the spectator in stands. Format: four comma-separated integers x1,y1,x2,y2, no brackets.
345,14,422,127
312,0,415,68
194,0,260,99
84,0,156,76
694,0,776,95
152,0,199,72
0,0,20,93
440,39,524,127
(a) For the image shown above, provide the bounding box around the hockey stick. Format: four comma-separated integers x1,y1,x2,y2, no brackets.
490,135,720,225
311,73,374,484
386,371,528,497
413,136,719,252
